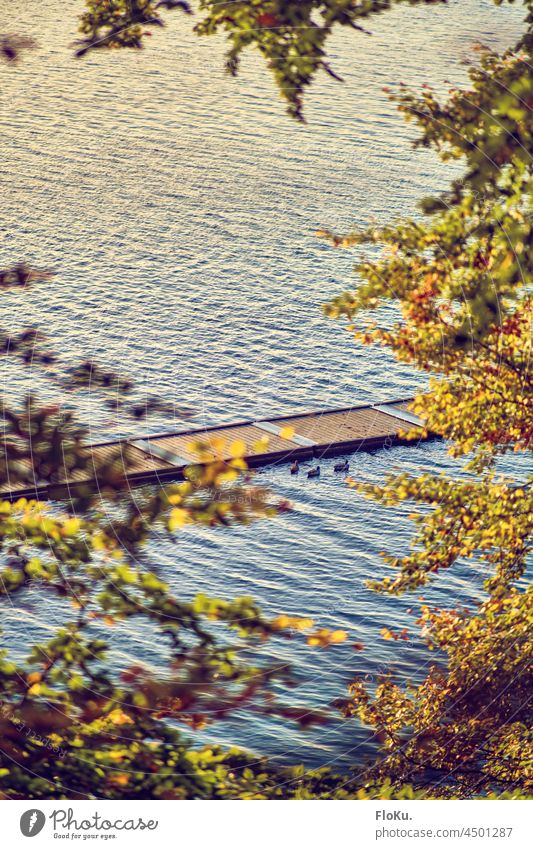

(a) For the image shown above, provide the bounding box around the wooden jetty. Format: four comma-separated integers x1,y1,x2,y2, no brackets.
2,398,429,501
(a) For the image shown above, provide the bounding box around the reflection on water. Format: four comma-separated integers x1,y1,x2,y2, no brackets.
0,0,527,766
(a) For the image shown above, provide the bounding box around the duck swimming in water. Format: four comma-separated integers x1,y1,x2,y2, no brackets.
334,460,349,473
307,466,320,478
290,460,299,474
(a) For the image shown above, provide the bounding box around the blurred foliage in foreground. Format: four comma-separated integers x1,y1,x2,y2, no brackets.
75,0,449,119
0,0,532,799
0,369,349,797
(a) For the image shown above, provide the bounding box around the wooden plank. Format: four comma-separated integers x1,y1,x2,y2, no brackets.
0,443,174,494
150,423,301,462
252,420,317,447
0,397,433,501
129,439,190,468
275,407,418,445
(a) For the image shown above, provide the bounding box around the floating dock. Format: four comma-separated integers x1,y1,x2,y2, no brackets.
2,398,429,501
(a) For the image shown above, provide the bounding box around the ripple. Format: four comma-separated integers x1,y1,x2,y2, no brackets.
0,0,527,768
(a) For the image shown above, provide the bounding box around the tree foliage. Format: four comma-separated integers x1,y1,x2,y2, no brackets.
322,2,533,798
76,0,445,119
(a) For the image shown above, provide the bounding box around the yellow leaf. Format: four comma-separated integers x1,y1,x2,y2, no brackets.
271,615,290,630
229,439,247,458
110,773,130,787
306,628,347,647
253,435,270,454
169,508,189,530
328,630,348,644
108,709,134,726
279,426,295,440
228,458,247,471
215,470,239,484
91,534,106,551
63,517,81,536
292,617,314,630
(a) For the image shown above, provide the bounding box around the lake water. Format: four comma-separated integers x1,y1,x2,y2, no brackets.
0,0,527,771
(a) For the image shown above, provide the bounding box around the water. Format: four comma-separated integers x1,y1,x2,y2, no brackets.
0,0,527,770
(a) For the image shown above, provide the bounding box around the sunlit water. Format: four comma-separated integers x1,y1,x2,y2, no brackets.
0,0,527,770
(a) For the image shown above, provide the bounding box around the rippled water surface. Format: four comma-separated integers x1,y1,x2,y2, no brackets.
0,0,526,767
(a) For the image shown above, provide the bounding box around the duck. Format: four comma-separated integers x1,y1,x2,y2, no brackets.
290,460,300,474
334,460,349,473
307,466,320,478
